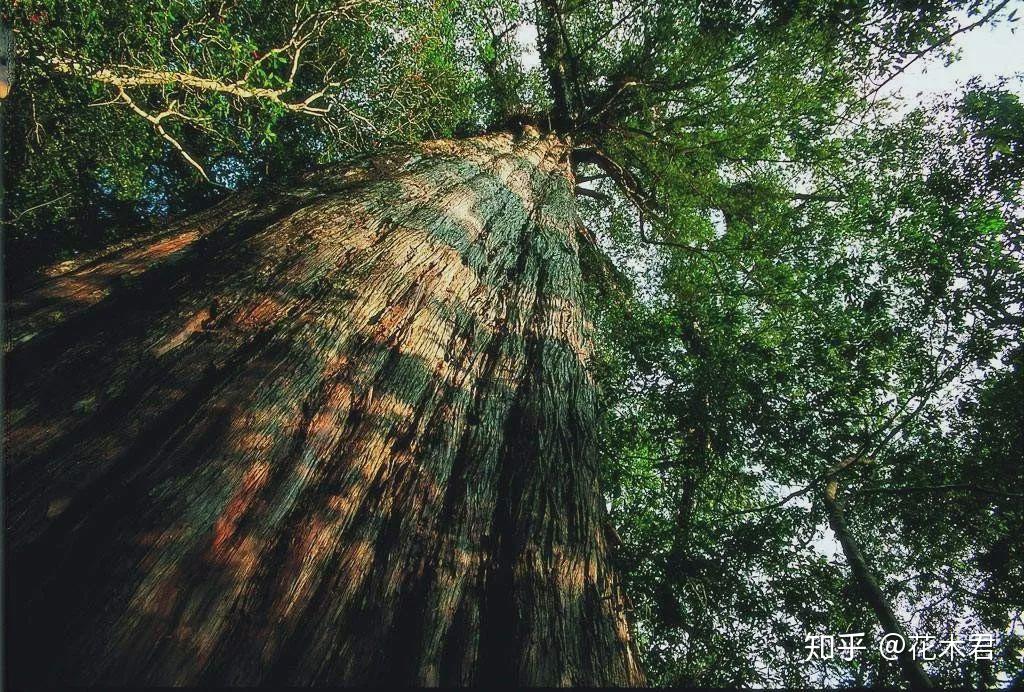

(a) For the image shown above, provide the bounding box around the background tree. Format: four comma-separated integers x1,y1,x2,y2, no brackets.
596,84,1024,686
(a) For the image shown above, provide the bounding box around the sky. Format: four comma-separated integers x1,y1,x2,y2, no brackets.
879,4,1024,103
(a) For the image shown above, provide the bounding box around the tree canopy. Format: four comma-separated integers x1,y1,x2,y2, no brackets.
4,0,1023,686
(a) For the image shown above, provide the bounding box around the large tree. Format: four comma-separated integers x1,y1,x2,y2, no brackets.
4,0,1022,686
6,130,644,686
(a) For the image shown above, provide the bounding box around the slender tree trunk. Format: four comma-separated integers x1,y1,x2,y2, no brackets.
822,479,932,689
4,130,645,686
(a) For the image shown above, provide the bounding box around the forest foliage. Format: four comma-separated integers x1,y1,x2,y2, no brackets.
4,0,1023,686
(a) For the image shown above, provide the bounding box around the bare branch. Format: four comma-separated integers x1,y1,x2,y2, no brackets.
575,186,611,202
112,86,212,182
50,58,345,117
10,193,73,222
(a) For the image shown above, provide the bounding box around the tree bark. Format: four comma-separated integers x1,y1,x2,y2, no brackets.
4,131,645,686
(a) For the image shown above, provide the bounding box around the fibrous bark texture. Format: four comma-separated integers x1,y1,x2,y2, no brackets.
4,131,644,686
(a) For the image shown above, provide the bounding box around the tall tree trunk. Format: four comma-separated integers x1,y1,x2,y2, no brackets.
4,130,645,686
822,479,932,689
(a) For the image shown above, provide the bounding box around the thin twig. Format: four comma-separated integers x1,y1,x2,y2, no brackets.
10,192,73,222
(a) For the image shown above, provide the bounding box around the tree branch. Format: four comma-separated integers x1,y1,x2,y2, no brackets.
111,85,213,182
536,0,575,130
575,186,611,202
867,0,1012,99
49,58,346,117
852,483,1024,499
